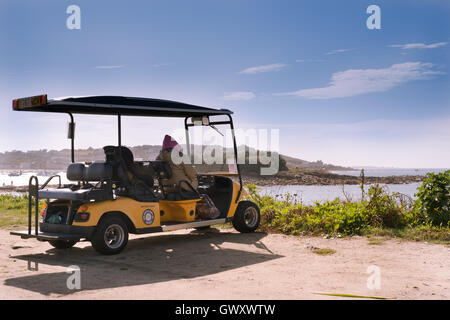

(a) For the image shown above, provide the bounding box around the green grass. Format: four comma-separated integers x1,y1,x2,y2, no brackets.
0,194,43,228
215,222,233,229
361,226,450,245
367,237,385,245
312,248,336,255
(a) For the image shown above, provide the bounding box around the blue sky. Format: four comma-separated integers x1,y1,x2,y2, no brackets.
0,0,449,167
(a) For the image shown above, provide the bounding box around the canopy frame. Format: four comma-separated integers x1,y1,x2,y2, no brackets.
13,95,242,200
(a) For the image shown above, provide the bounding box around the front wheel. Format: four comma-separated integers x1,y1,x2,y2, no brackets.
91,216,129,255
232,201,260,233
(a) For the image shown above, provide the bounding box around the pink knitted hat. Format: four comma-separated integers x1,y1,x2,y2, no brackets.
162,135,182,151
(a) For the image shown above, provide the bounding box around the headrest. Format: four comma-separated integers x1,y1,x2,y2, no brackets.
103,145,134,166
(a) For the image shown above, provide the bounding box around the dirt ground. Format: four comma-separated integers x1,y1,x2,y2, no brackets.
0,227,449,300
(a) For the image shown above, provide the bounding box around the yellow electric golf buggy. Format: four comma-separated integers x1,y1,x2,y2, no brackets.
10,94,260,254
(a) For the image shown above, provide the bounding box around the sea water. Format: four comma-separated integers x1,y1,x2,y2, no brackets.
330,168,448,177
258,183,421,205
0,171,68,188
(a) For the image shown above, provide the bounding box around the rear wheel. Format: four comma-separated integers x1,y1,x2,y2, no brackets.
49,239,78,249
232,201,260,233
91,216,128,255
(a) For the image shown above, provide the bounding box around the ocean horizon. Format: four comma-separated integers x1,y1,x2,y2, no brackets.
331,168,448,177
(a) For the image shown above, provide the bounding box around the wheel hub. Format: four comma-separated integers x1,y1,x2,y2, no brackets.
244,207,258,228
104,224,125,249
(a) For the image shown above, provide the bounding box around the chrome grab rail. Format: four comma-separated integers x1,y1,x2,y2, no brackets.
39,175,61,190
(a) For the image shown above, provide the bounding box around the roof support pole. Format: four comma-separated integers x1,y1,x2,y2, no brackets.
184,117,191,159
118,114,122,147
67,112,75,163
227,115,243,203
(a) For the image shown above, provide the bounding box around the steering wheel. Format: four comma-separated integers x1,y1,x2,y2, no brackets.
178,180,201,199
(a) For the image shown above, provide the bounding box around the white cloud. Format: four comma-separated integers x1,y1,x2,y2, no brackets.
94,65,124,69
389,42,447,50
325,48,353,55
276,62,444,99
222,91,256,101
238,63,287,74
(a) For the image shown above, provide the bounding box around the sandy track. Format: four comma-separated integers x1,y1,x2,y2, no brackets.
0,228,449,300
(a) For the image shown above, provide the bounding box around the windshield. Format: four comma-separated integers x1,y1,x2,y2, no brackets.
184,123,238,176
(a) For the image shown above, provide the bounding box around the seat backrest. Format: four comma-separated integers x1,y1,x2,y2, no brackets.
103,145,133,165
150,160,172,180
103,145,155,190
103,145,132,185
67,162,113,182
103,145,117,163
120,146,135,170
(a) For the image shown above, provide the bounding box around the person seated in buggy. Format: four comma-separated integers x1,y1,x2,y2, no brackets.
156,135,220,219
156,135,198,199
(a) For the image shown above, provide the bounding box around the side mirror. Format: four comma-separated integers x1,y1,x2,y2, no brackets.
67,122,76,139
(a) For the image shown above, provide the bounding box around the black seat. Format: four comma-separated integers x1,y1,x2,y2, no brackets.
120,147,155,187
38,162,115,202
149,161,172,180
103,146,157,202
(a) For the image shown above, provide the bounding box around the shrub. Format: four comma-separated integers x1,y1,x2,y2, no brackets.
244,183,431,237
415,170,450,227
365,184,409,228
245,184,370,235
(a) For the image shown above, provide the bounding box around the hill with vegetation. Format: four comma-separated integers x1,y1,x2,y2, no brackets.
281,154,352,171
0,145,348,173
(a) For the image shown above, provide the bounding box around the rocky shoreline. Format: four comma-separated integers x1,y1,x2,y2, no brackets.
0,186,29,193
242,171,424,186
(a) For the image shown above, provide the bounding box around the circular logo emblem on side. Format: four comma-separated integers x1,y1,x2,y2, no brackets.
142,209,155,225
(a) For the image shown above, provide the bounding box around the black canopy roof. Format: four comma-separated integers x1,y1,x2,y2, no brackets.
15,95,233,118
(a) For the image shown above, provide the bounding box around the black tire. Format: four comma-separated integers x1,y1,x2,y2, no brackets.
232,201,260,233
49,239,78,249
91,216,129,255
